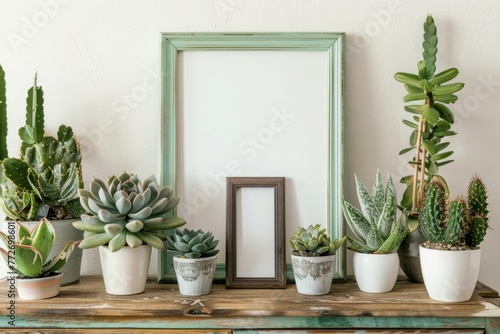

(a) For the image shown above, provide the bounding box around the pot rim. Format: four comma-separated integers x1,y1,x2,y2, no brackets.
419,243,481,252
173,254,218,262
15,272,63,281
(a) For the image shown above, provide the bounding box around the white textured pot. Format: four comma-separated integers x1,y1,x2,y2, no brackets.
353,252,399,293
99,245,152,295
174,255,217,296
420,245,481,302
10,219,83,286
16,272,63,300
291,254,335,295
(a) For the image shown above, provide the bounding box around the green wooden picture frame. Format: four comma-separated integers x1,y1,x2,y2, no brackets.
158,32,345,282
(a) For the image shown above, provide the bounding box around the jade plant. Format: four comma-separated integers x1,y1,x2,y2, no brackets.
0,219,79,278
341,171,409,254
394,15,464,215
166,228,220,259
0,65,84,221
420,176,489,249
73,172,186,252
289,224,346,257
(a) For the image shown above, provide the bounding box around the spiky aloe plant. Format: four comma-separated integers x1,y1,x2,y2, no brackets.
289,224,346,257
421,176,489,248
73,172,186,252
0,219,79,278
395,15,464,214
166,228,220,258
0,70,84,220
341,171,409,254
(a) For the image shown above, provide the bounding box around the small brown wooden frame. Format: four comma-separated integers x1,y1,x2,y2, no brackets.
226,177,286,289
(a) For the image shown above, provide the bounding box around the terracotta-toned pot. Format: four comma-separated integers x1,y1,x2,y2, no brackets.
16,272,63,300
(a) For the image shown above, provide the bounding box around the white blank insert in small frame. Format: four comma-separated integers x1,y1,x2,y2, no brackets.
235,187,276,278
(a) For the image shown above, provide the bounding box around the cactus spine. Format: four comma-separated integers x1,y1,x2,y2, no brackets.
421,176,489,248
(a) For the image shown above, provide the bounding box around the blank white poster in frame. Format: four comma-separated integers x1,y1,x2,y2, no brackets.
158,33,345,282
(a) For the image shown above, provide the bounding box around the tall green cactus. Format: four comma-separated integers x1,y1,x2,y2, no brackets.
0,67,84,220
421,176,489,248
467,176,489,247
0,65,7,161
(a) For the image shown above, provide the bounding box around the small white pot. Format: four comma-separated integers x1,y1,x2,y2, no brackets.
420,245,481,302
353,252,399,293
14,219,83,286
291,254,335,295
99,245,152,295
173,255,217,296
16,273,63,300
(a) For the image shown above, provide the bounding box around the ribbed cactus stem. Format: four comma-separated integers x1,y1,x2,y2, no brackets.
467,176,489,247
421,179,447,243
0,65,7,161
443,198,468,245
422,176,490,249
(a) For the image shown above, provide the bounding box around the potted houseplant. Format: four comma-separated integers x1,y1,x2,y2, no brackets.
73,172,186,295
289,224,346,295
419,176,489,302
0,219,79,299
341,171,409,293
394,15,465,282
0,65,85,285
166,228,220,296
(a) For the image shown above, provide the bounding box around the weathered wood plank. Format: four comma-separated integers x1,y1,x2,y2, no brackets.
1,276,499,331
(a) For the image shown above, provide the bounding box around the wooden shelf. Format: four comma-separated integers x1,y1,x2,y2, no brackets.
1,276,499,333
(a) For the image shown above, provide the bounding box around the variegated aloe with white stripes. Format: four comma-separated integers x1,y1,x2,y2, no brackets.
341,171,409,254
73,172,186,252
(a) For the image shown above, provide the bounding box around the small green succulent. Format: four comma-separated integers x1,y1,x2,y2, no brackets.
73,172,186,252
166,228,220,259
341,171,409,254
0,219,79,278
421,176,489,248
289,224,346,257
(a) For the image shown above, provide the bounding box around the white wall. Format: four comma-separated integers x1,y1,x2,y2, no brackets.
1,0,499,292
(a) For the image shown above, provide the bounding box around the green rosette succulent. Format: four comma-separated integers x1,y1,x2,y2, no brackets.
166,228,220,259
289,224,346,257
73,172,186,252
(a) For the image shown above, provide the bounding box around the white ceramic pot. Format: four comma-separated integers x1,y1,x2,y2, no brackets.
16,272,63,300
291,254,335,295
13,219,83,286
420,245,481,302
353,252,399,293
99,245,152,295
174,255,217,296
